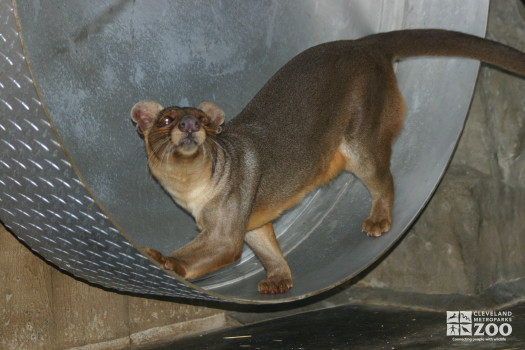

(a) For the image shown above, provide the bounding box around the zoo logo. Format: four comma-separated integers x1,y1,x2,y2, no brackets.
446,311,513,337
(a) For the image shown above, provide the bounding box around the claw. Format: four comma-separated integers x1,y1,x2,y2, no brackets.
258,278,293,294
143,248,187,277
362,218,391,237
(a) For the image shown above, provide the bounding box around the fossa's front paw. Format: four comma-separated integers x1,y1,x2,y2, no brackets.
144,248,187,277
258,277,293,294
362,217,391,237
144,248,165,263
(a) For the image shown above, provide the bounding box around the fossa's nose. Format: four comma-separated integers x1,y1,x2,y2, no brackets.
178,115,201,133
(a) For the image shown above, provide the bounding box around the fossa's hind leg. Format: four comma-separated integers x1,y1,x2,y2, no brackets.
355,157,394,237
341,78,405,237
340,140,395,237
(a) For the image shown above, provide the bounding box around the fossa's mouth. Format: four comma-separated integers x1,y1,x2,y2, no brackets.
174,128,203,145
178,134,199,147
170,129,206,157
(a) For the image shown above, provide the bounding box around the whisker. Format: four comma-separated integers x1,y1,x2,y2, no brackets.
201,143,213,172
207,136,225,154
148,136,171,169
160,142,174,166
204,136,227,175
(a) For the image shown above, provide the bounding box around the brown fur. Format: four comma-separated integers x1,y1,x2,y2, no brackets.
131,30,525,293
247,150,346,231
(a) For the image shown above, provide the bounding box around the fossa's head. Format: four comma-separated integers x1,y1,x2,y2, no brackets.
131,100,224,162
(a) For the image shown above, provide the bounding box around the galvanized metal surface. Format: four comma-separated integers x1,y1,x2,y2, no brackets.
0,0,488,303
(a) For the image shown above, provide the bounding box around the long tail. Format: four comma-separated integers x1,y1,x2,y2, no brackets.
362,29,525,76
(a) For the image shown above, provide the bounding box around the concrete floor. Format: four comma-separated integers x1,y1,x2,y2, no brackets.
154,302,524,350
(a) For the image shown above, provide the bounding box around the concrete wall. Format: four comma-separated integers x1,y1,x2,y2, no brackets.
0,224,233,349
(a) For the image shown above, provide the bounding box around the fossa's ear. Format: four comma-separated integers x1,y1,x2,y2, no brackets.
198,101,225,128
130,100,164,134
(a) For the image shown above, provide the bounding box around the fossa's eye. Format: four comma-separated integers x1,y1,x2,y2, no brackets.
199,116,209,125
158,116,174,127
